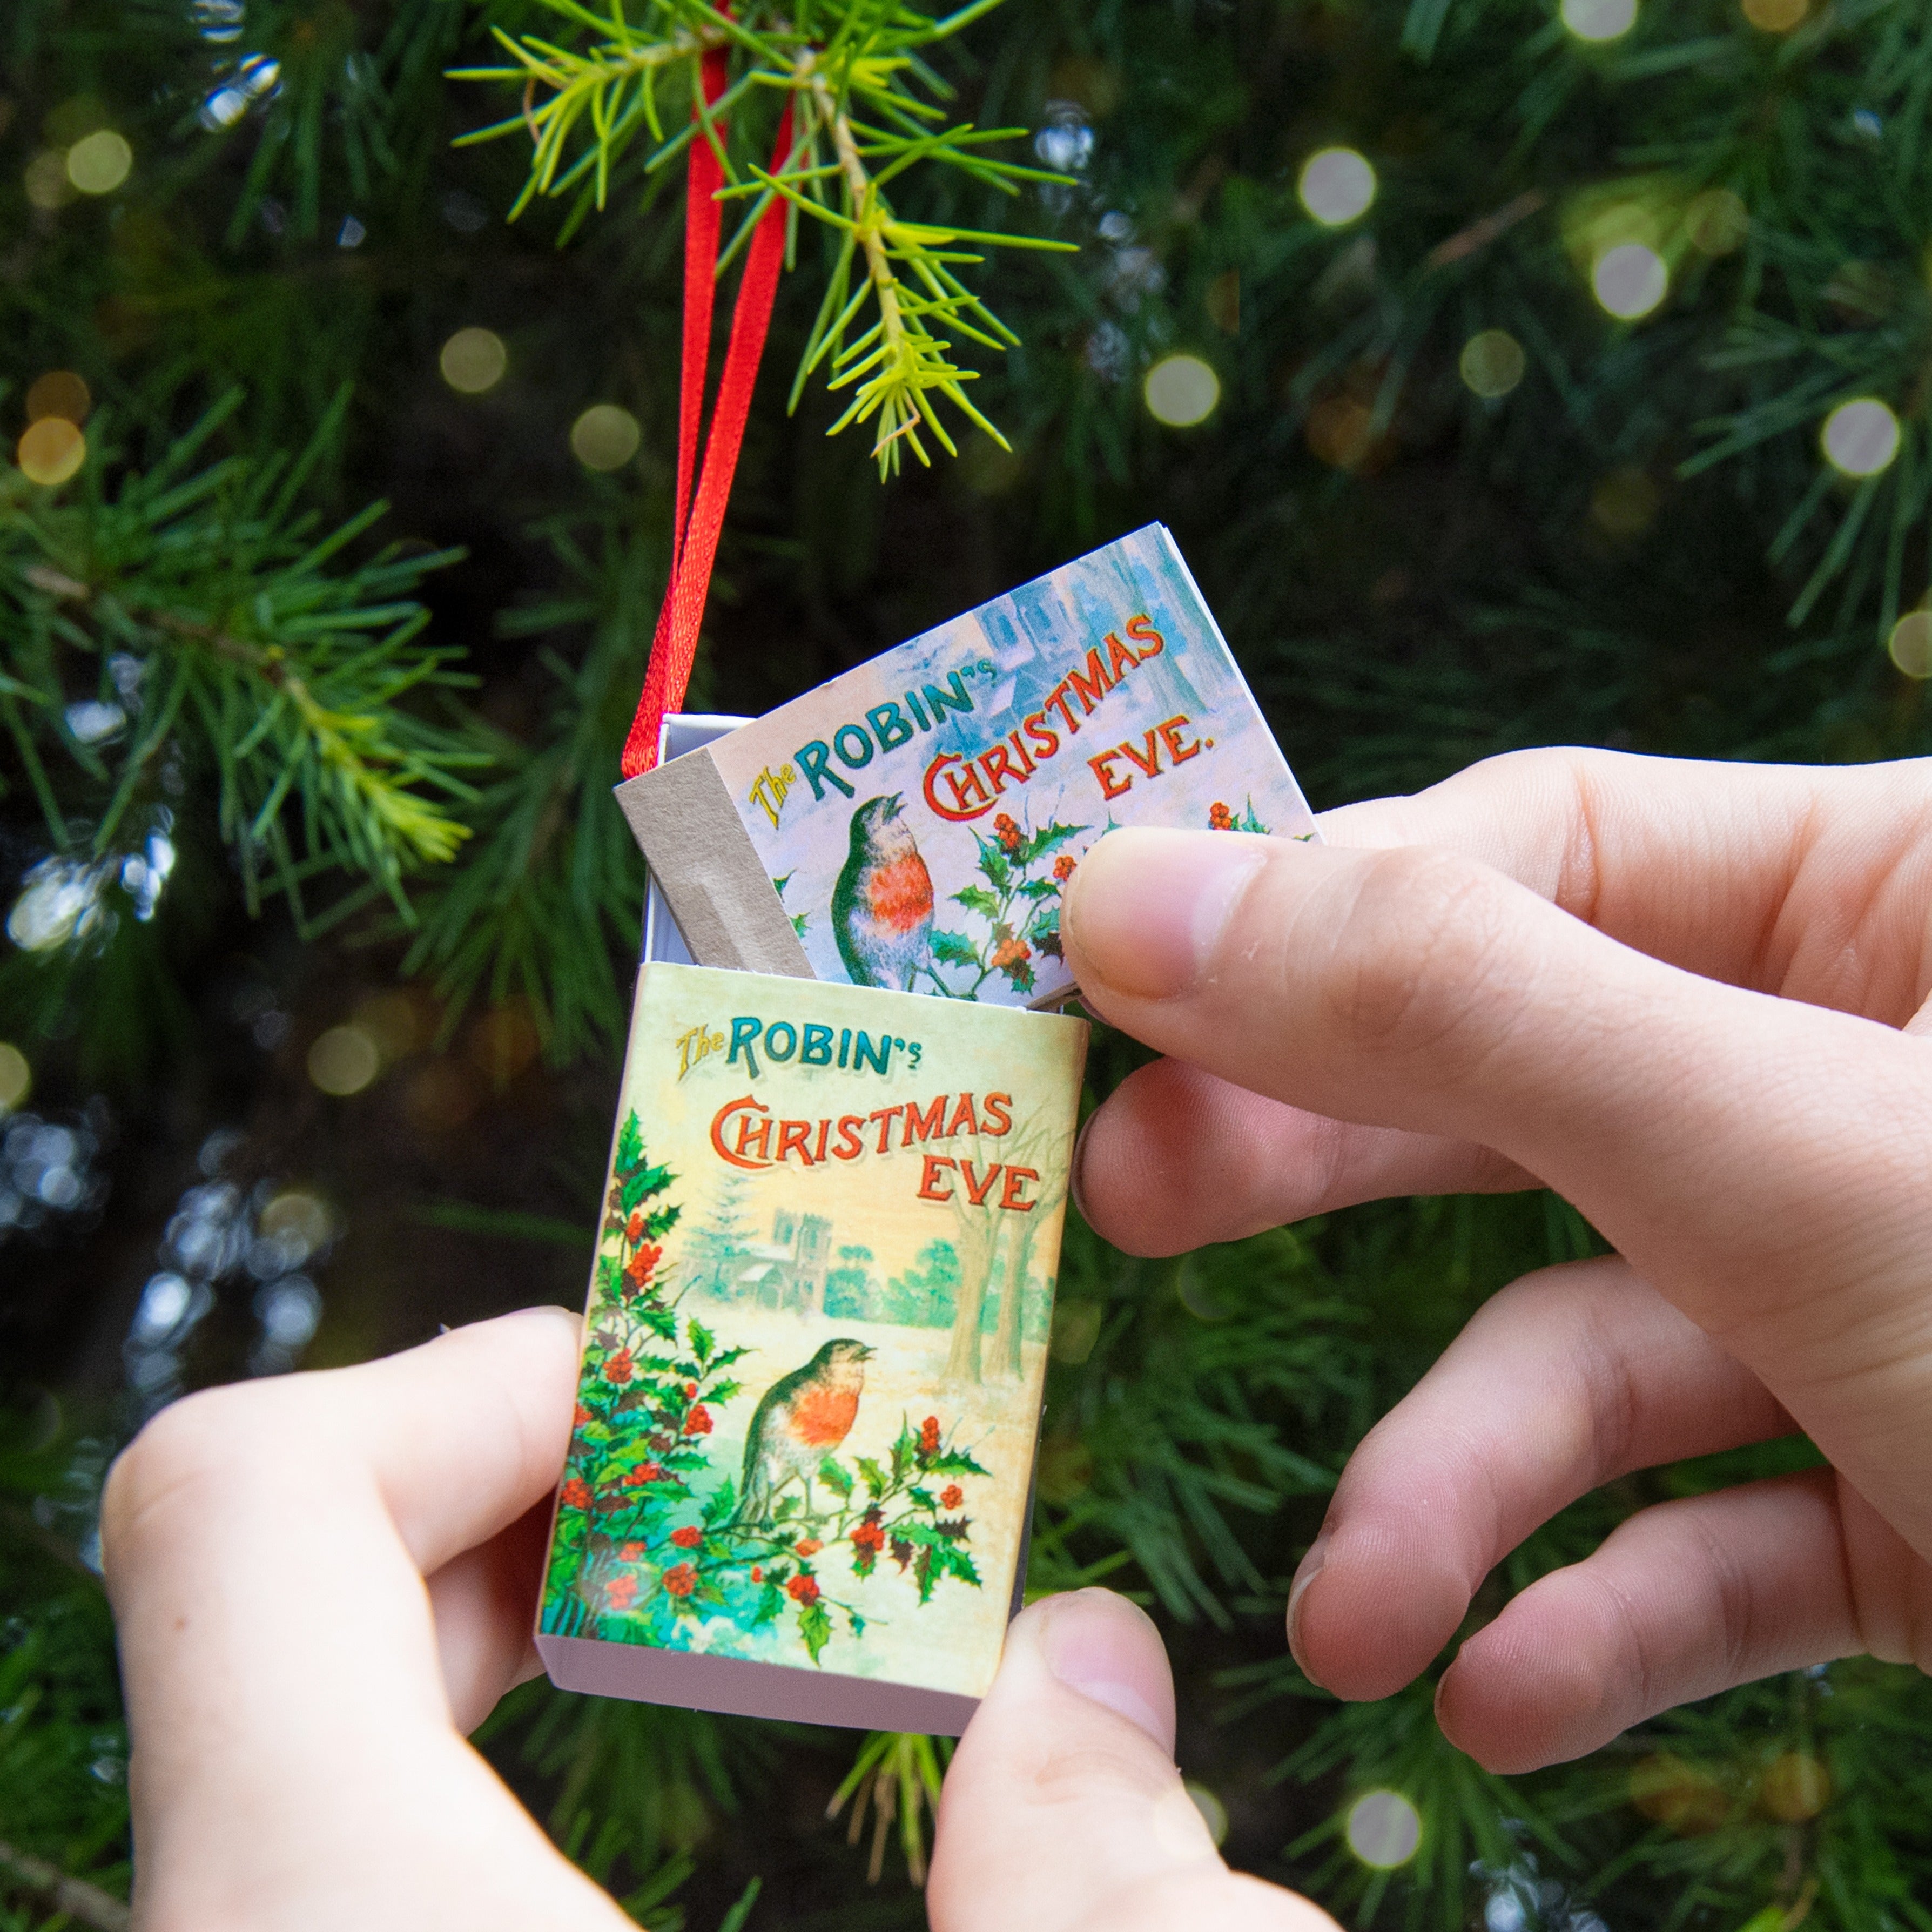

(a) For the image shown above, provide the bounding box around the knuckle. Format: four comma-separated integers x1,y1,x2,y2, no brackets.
1316,847,1518,1069
100,1385,280,1573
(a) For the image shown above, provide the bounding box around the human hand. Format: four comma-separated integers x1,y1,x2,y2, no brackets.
929,1588,1336,1932
100,1307,633,1932
1060,749,1932,1773
103,1316,1333,1931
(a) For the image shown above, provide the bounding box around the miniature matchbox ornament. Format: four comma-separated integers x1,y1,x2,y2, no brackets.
536,962,1088,1732
616,523,1317,1007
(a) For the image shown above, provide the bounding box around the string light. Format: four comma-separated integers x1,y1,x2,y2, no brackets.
1561,0,1637,42
23,151,72,211
26,370,91,425
1143,354,1221,426
1298,147,1377,226
1742,0,1808,29
1686,187,1748,255
1820,398,1900,477
17,418,86,487
307,1024,380,1096
0,1042,30,1114
440,327,507,394
1889,611,1932,679
66,129,132,195
1345,1790,1422,1868
1760,1751,1832,1823
1459,329,1525,399
1592,242,1668,319
571,403,641,470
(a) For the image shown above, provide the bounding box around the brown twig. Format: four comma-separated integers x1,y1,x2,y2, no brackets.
0,1839,131,1932
1425,189,1546,270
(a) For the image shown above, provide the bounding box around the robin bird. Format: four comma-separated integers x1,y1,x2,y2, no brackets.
831,796,933,991
731,1338,874,1526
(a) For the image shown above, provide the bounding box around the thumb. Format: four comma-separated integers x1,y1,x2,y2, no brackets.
928,1590,1336,1932
1060,829,1932,1556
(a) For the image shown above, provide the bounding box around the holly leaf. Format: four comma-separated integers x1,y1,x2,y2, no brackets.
1001,957,1035,993
798,1599,833,1664
615,1112,644,1174
703,1479,738,1526
923,1448,991,1478
1017,877,1059,900
844,1608,866,1639
817,1457,854,1498
857,1456,888,1498
952,884,1001,919
978,847,1012,892
931,929,978,967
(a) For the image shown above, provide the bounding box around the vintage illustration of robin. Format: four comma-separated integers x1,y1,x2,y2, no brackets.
731,1338,874,1525
831,795,933,990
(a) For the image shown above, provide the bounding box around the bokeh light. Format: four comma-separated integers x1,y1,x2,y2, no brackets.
0,1042,30,1114
1591,466,1661,536
571,403,641,470
307,1024,380,1096
259,1189,333,1261
468,1003,542,1083
440,327,507,394
18,418,86,487
26,371,91,425
1742,0,1808,29
1345,1790,1422,1868
24,151,73,211
1760,1751,1831,1823
1459,329,1526,399
1686,187,1749,255
1298,147,1377,226
1821,398,1900,477
1888,610,1932,679
1561,0,1637,42
1592,241,1668,319
66,130,132,195
1143,354,1221,427
1184,1781,1230,1847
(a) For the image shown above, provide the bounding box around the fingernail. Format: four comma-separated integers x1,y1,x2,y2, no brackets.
1285,1532,1328,1675
1068,1111,1095,1226
1063,830,1265,1001
1038,1588,1176,1751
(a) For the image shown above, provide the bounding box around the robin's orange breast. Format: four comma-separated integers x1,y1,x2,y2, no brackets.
866,854,933,933
788,1385,861,1448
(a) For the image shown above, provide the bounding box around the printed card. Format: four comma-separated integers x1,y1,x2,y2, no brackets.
614,523,1315,1006
535,961,1089,1733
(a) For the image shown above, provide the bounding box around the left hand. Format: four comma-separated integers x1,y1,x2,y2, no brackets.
100,1307,634,1932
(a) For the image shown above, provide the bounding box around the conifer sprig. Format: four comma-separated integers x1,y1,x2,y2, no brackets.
453,0,1074,472
0,395,480,931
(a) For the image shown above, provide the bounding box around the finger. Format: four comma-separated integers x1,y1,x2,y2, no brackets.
1287,1257,1790,1704
102,1308,621,1930
1061,827,1932,1552
428,1495,555,1733
930,1590,1336,1932
1436,1471,1865,1772
1312,749,1932,1022
1072,1056,1531,1255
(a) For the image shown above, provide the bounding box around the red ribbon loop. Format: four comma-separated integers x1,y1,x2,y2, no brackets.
622,59,794,780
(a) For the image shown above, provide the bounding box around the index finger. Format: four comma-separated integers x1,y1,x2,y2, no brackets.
1313,749,1932,1021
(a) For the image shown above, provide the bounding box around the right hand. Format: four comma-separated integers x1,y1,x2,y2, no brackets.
1060,749,1932,1771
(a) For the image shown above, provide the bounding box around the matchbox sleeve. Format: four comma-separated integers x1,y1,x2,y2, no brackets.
614,523,1316,1008
537,961,1087,1732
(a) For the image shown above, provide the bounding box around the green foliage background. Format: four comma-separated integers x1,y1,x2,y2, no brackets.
7,0,1932,1928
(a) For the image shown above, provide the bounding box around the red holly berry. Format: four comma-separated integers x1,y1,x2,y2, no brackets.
559,1478,592,1510
603,1349,634,1385
751,1566,763,1582
573,1403,593,1428
685,1381,698,1397
1053,854,1076,881
994,812,1021,852
622,1244,661,1290
618,1542,645,1561
604,1573,639,1611
662,1562,697,1598
941,1484,964,1510
670,1525,703,1549
919,1416,941,1457
991,933,1031,971
625,1211,645,1243
684,1404,713,1436
787,1573,820,1606
851,1520,885,1553
622,1462,665,1487
795,1537,822,1557
1208,802,1234,831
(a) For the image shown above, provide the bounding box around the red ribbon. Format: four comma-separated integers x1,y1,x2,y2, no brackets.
621,53,795,779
